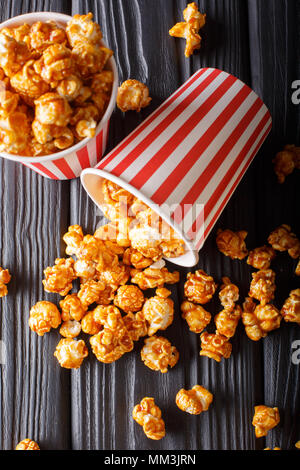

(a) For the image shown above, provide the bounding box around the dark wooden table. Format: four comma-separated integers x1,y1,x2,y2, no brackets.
0,0,299,451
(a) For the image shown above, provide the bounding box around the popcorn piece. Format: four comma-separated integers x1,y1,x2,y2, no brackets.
34,92,72,126
59,293,87,321
0,29,32,77
98,263,130,291
54,338,88,369
141,336,179,373
273,145,300,183
268,225,300,259
59,320,81,338
31,120,74,149
216,229,248,260
264,448,281,451
10,59,50,105
130,267,179,290
184,270,217,305
247,245,276,270
102,179,135,210
77,279,106,308
0,89,19,114
0,267,11,298
43,257,76,296
281,289,300,325
72,42,113,78
249,269,276,306
133,397,165,440
255,304,282,333
29,301,61,336
142,288,174,336
56,74,82,101
29,20,67,52
123,312,148,342
70,103,100,127
181,301,211,334
200,332,232,362
123,247,153,270
15,439,40,450
252,406,280,438
214,305,242,339
74,259,97,283
75,118,97,139
295,441,300,449
81,310,102,335
129,225,162,261
296,259,300,276
219,277,239,310
169,2,206,57
34,44,75,87
176,385,213,415
90,70,113,113
117,79,152,112
242,299,282,341
63,224,84,256
66,13,102,47
113,284,145,313
0,107,31,154
8,24,31,48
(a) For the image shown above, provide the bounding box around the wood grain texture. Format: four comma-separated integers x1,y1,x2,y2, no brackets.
0,0,299,451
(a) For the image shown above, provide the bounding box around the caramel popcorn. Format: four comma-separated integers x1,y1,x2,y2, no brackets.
264,447,281,451
252,406,280,438
141,336,179,373
123,312,148,342
98,263,130,291
77,279,106,308
56,74,83,101
281,289,300,325
215,305,242,339
54,338,88,369
268,225,300,259
29,20,67,52
43,257,76,296
74,259,97,283
184,270,217,304
63,224,84,256
273,145,300,183
296,259,300,276
249,269,276,306
66,13,102,47
216,229,248,260
0,29,32,77
29,301,61,336
59,293,87,322
169,2,206,58
34,92,72,126
59,320,81,338
15,439,40,450
176,385,213,415
242,299,282,341
219,277,239,310
129,225,162,261
123,247,153,270
81,310,102,335
0,106,31,154
130,266,179,290
113,285,145,313
0,266,11,298
142,288,174,336
10,59,50,105
200,332,232,362
295,441,300,449
247,245,276,270
133,397,165,440
117,79,151,112
90,70,113,112
181,301,211,334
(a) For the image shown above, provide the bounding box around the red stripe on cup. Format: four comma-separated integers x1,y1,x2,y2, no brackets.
96,129,103,161
31,162,59,180
97,68,209,170
53,158,76,179
77,146,91,170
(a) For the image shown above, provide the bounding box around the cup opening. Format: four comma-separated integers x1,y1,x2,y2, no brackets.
80,168,199,268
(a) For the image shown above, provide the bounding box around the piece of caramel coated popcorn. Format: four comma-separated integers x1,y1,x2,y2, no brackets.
281,289,300,325
216,229,248,260
247,245,276,270
72,42,113,78
98,263,130,291
29,20,67,52
133,397,165,440
34,92,72,126
15,439,40,450
29,301,61,336
63,224,84,256
117,79,151,112
181,301,211,334
0,267,11,298
141,336,179,373
81,310,102,335
130,267,179,290
200,332,232,362
43,257,76,296
59,293,87,322
123,247,153,270
273,145,300,183
176,385,213,415
296,259,300,276
242,299,282,341
123,312,148,342
252,406,280,438
142,288,174,336
268,225,300,259
219,277,239,310
66,13,102,47
184,270,217,305
0,29,32,77
249,269,276,306
215,305,242,339
113,284,145,313
54,338,88,369
10,59,50,104
254,303,282,334
77,279,106,308
59,320,81,338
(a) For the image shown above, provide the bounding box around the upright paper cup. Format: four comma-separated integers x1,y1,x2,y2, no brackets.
0,12,118,180
81,68,272,267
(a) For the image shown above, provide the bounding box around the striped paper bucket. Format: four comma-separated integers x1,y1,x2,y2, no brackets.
0,12,118,180
81,68,272,267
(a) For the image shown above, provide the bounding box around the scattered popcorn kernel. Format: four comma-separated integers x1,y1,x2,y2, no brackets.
215,305,242,339
129,225,163,261
29,20,67,52
264,447,281,451
247,245,276,270
98,263,130,291
34,92,72,126
252,406,280,438
77,234,118,271
59,293,87,322
169,2,206,58
249,269,276,306
142,288,174,336
184,270,217,305
141,336,179,373
200,332,232,362
281,289,300,325
133,397,165,440
77,279,106,308
123,312,148,342
54,338,88,369
295,441,300,449
74,259,98,283
113,284,145,313
268,225,300,259
242,300,282,341
15,439,40,450
130,267,179,290
63,224,84,257
66,13,102,47
176,385,213,415
117,79,151,112
43,257,76,296
0,267,11,298
59,319,81,338
219,277,239,310
29,301,61,336
181,301,211,334
81,310,102,335
123,247,153,270
216,229,248,260
273,145,300,183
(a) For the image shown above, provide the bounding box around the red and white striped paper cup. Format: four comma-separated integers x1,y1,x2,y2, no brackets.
0,12,118,180
81,68,272,267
